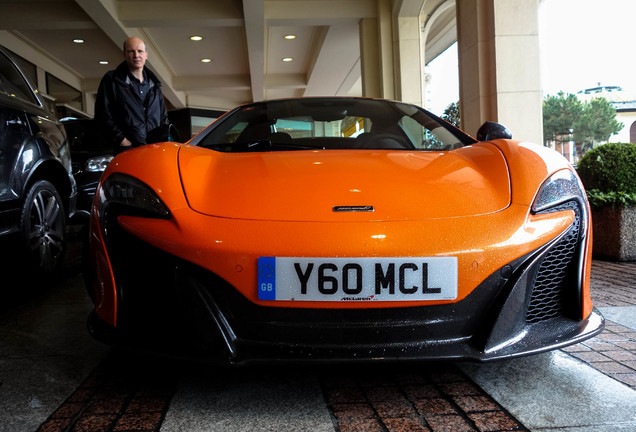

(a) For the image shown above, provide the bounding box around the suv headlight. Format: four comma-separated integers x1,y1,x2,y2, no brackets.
86,155,114,172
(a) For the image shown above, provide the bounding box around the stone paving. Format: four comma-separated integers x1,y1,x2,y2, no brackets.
32,260,636,432
321,260,636,431
561,260,636,390
586,261,636,307
319,364,529,432
36,353,178,432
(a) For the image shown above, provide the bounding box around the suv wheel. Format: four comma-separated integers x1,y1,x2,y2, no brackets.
20,180,66,274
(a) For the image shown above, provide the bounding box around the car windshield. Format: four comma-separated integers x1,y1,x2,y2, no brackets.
192,98,475,152
63,119,110,151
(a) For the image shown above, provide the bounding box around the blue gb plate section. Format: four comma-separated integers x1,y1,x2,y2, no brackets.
257,257,276,300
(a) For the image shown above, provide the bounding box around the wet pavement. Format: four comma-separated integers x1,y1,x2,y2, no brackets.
1,229,635,432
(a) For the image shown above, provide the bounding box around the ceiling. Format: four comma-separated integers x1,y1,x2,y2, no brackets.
0,0,457,113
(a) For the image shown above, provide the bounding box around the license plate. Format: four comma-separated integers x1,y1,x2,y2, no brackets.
257,257,457,301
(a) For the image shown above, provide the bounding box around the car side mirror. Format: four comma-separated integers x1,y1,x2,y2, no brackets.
476,121,512,141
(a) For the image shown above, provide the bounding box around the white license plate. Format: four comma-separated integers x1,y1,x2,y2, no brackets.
257,257,457,302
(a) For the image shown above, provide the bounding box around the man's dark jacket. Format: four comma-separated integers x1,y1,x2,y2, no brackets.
95,61,169,154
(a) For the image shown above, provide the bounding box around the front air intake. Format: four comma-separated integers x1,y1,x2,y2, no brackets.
526,201,582,323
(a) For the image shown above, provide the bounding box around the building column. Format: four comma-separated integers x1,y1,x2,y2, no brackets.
392,12,424,105
392,0,426,106
83,92,96,117
360,18,382,98
359,0,424,105
359,0,395,99
456,0,543,144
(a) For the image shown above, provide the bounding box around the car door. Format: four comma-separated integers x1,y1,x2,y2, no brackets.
0,60,38,234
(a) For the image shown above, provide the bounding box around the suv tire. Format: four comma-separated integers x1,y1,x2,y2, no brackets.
20,179,66,274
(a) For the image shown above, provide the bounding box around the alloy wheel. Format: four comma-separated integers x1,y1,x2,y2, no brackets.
22,180,66,273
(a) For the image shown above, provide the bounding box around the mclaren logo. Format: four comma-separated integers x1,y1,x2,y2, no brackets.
333,206,375,213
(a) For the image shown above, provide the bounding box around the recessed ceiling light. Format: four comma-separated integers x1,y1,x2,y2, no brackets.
73,38,84,44
201,58,212,63
190,36,203,41
282,57,293,62
99,60,109,65
284,34,296,40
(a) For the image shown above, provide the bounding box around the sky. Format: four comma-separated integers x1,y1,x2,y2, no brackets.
425,0,636,115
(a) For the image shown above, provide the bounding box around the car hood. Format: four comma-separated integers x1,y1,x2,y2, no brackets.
178,144,510,221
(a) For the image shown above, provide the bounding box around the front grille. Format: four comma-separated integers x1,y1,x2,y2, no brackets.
175,259,512,355
526,201,581,323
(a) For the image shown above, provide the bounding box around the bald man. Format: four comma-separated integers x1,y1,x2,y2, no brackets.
95,37,169,154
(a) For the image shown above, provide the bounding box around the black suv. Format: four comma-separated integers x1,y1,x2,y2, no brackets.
0,46,76,273
62,118,112,215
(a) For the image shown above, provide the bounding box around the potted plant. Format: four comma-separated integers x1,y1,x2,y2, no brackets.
577,142,636,261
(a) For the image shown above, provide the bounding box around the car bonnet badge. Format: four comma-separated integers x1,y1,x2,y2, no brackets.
333,206,375,212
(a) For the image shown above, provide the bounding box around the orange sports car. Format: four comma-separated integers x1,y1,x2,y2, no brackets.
87,97,603,363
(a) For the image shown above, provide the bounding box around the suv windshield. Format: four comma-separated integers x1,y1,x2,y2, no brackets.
193,98,475,152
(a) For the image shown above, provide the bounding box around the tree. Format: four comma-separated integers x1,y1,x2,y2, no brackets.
542,92,582,144
542,92,624,153
441,101,460,128
574,98,623,152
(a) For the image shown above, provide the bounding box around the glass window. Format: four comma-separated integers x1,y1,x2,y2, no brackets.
0,51,38,105
270,116,370,139
193,98,474,152
221,121,249,143
47,73,83,112
399,116,463,150
191,115,217,135
6,49,37,87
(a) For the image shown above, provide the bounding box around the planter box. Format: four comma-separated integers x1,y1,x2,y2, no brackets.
592,205,636,261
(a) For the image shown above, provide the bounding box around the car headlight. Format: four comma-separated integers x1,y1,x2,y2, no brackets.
532,169,586,213
97,173,170,220
85,155,114,172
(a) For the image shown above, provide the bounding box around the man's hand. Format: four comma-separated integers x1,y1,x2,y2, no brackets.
120,137,132,147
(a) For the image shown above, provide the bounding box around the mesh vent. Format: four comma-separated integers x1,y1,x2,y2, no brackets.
526,201,581,323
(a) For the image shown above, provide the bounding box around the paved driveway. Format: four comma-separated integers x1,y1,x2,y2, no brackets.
1,231,635,431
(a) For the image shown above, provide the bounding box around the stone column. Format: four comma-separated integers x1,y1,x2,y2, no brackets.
393,12,424,105
359,0,424,105
360,18,382,98
359,0,395,99
456,0,543,144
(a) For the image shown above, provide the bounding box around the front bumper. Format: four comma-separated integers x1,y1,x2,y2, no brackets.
88,219,604,364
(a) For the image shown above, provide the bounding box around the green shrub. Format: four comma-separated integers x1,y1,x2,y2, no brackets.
586,190,636,208
577,142,636,208
577,142,636,192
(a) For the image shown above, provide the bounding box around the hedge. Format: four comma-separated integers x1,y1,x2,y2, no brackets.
577,142,636,208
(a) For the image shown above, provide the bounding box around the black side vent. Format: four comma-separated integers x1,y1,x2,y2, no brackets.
526,201,581,323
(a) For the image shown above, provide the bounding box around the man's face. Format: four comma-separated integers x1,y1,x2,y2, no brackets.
124,39,148,71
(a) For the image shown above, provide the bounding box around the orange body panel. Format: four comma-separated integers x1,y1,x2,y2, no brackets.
91,141,589,322
581,202,594,319
116,207,574,310
90,209,118,325
178,144,511,221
